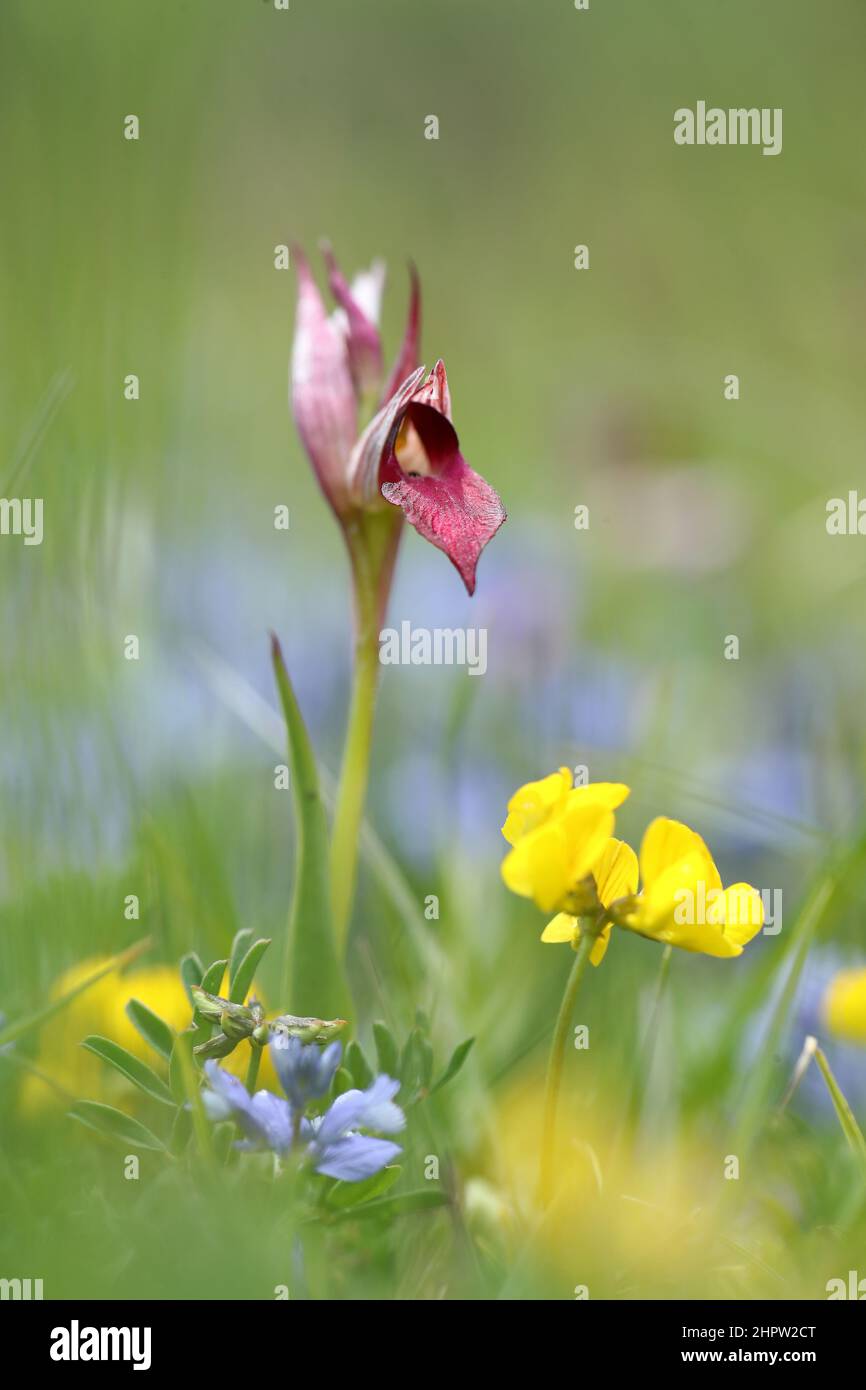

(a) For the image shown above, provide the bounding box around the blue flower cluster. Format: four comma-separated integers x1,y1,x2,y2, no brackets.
202,1035,405,1182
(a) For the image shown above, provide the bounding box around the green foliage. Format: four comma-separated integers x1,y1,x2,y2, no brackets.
271,637,351,1022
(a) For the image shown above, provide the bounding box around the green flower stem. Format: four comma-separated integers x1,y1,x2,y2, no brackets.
538,924,598,1207
175,1031,215,1171
245,1043,262,1094
618,942,672,1143
330,510,401,948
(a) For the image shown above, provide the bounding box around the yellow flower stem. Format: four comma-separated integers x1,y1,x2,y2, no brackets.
330,509,402,949
538,922,599,1207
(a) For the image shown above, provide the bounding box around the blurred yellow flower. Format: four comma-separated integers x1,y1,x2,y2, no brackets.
500,769,630,913
823,968,866,1044
19,956,278,1114
619,817,764,958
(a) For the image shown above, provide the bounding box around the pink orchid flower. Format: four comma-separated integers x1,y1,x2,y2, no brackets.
291,244,506,594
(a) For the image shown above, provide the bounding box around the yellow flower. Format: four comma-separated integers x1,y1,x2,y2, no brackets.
822,968,866,1044
500,769,630,913
541,838,639,965
620,817,764,957
19,957,278,1113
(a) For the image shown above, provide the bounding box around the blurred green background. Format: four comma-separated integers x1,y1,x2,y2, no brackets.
2,0,866,1300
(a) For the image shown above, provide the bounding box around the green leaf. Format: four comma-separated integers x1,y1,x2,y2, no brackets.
271,634,351,1020
430,1037,475,1096
179,953,205,1004
68,1100,167,1152
125,999,175,1061
326,1164,401,1210
228,929,255,989
81,1036,175,1106
200,959,228,996
229,937,271,1005
346,1039,373,1089
331,1066,354,1098
373,1021,400,1077
212,1121,236,1164
814,1044,866,1172
328,1188,448,1222
0,938,151,1051
401,1027,434,1094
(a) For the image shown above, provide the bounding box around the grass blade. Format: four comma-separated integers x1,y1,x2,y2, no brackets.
271,633,350,1020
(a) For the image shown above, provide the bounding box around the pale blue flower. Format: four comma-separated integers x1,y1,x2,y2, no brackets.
201,1050,405,1183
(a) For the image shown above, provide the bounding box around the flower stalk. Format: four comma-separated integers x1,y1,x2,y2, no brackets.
538,918,601,1207
330,509,402,947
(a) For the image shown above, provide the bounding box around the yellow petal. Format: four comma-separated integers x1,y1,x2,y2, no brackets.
541,913,578,943
710,883,764,946
569,782,631,811
623,852,741,956
589,923,612,966
638,817,721,893
501,766,573,845
593,838,639,907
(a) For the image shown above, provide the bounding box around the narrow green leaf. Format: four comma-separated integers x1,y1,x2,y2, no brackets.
331,1066,354,1098
0,938,151,1051
271,634,351,1020
430,1037,475,1096
68,1100,166,1152
229,938,271,1005
373,1021,400,1077
179,953,205,1004
82,1035,175,1106
401,1027,434,1094
814,1044,866,1173
200,959,228,996
346,1039,373,1089
125,999,175,1061
228,929,255,989
212,1121,236,1165
326,1164,401,1210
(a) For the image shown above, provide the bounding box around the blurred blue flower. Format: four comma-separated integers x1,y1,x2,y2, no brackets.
201,1044,405,1182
